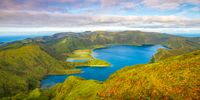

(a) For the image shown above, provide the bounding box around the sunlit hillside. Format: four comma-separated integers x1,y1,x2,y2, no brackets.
10,49,200,100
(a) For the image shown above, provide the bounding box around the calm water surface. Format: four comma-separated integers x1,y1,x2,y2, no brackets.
0,32,54,43
172,33,200,37
41,45,164,88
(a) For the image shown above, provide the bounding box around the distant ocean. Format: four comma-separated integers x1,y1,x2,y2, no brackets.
0,32,55,43
0,35,38,43
172,33,200,37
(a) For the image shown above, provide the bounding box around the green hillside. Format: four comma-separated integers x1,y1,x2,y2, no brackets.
0,31,200,99
52,76,102,100
10,48,200,100
0,45,66,98
98,50,200,99
48,50,200,100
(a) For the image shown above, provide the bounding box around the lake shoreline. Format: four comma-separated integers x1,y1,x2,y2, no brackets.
41,44,165,88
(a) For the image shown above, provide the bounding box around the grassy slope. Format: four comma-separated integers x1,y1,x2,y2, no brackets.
155,37,200,61
52,76,102,100
99,50,200,99
47,50,200,100
67,49,110,67
0,45,65,98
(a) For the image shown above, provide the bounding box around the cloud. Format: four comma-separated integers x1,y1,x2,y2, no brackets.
0,0,199,32
0,10,199,28
143,0,179,10
143,0,200,10
123,2,135,9
191,7,200,12
1,0,199,12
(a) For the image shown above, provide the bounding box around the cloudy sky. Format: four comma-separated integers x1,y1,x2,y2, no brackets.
0,0,200,35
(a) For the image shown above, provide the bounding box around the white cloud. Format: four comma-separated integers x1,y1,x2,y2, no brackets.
143,0,200,10
0,10,199,28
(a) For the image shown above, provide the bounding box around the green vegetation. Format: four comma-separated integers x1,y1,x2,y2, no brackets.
54,31,200,67
155,36,200,61
42,31,200,61
67,49,110,67
86,59,111,67
0,31,200,99
1,31,200,61
0,45,66,98
67,49,92,58
9,49,200,100
9,88,56,100
98,50,200,99
52,76,102,100
65,69,82,74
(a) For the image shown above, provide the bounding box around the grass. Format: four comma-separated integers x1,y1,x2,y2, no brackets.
68,49,92,58
66,49,110,67
65,69,82,74
52,76,102,100
0,45,66,98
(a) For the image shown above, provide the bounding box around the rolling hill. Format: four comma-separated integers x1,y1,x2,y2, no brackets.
0,45,66,98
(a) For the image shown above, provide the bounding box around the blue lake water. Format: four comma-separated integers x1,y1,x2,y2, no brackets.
41,45,164,88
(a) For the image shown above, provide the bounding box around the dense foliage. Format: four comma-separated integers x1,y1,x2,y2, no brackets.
0,45,65,98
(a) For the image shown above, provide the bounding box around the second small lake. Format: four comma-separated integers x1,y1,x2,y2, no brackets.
41,45,164,88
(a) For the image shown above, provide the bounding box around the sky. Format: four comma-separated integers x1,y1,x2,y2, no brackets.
0,0,200,35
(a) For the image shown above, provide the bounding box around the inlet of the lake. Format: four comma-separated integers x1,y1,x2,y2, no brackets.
41,45,164,88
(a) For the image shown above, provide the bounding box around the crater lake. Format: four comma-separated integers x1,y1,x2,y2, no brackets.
41,45,164,88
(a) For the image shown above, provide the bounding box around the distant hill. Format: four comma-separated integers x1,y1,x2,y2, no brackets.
47,31,200,61
45,31,195,54
2,31,199,60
